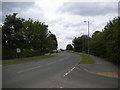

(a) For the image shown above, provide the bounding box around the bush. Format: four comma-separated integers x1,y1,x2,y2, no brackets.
20,49,40,58
2,46,44,60
2,46,17,60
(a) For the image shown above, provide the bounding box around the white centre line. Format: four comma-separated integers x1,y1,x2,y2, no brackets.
60,86,63,88
47,61,56,65
18,65,41,73
17,59,64,73
63,66,76,77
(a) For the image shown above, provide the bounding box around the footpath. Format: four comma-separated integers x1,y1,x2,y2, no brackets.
78,54,118,78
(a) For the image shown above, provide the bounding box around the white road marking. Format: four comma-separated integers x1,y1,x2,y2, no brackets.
47,58,65,65
18,59,63,73
63,66,76,77
60,86,63,88
3,61,35,70
18,66,41,73
47,61,56,65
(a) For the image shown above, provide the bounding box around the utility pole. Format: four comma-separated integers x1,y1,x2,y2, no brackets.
84,21,90,54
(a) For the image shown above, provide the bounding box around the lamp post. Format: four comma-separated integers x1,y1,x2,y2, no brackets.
80,33,84,53
84,21,90,54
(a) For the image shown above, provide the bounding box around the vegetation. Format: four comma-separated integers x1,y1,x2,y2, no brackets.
78,54,94,64
2,55,55,64
66,44,73,50
69,51,94,64
72,17,120,64
2,13,58,60
0,59,1,64
72,35,89,53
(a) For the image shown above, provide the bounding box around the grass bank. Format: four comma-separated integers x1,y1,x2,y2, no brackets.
69,51,94,64
2,55,55,65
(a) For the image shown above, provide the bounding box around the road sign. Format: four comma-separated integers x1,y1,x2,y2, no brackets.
17,48,21,53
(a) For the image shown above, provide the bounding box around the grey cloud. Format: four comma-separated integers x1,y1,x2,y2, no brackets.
0,1,1,11
48,18,64,25
0,1,2,24
2,2,34,12
58,2,117,16
66,37,74,40
2,2,35,22
118,1,120,17
64,22,84,28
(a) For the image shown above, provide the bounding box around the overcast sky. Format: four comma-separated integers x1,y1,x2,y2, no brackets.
1,0,119,49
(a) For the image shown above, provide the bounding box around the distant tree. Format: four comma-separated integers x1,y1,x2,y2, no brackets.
72,35,89,53
92,31,101,38
66,44,73,50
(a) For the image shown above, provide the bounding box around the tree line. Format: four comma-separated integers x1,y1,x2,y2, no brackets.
66,17,120,64
2,13,58,59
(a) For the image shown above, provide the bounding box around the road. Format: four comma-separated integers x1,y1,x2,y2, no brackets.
2,51,118,88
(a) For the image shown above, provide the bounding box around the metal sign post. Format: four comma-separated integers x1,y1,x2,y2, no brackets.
17,48,21,58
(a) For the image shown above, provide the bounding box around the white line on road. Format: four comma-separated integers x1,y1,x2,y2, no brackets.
47,58,65,65
17,59,65,73
18,66,41,73
63,66,76,77
47,61,56,65
3,61,36,70
60,86,63,88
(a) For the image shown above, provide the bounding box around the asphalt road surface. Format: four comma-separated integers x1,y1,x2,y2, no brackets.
2,51,118,88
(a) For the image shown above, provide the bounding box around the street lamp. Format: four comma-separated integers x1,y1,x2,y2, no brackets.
84,21,90,54
80,33,84,53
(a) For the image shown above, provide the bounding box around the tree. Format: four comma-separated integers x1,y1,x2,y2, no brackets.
92,31,101,38
21,19,49,54
66,44,73,50
46,34,58,52
72,35,89,53
2,13,58,59
2,13,25,48
89,17,120,64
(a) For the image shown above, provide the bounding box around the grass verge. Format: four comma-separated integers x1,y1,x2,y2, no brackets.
68,51,94,64
2,55,55,65
0,61,2,65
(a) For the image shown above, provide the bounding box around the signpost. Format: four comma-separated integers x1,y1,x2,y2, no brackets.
17,48,21,58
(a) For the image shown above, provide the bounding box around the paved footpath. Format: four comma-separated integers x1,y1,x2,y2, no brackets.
78,54,118,78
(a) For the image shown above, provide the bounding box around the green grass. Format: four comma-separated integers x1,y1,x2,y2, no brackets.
69,51,95,64
2,55,55,65
56,52,61,54
0,61,2,65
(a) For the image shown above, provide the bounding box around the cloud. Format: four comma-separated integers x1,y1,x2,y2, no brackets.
66,37,74,40
0,2,2,24
118,1,120,17
2,2,33,22
2,2,45,22
58,2,117,16
2,2,34,15
63,22,85,28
